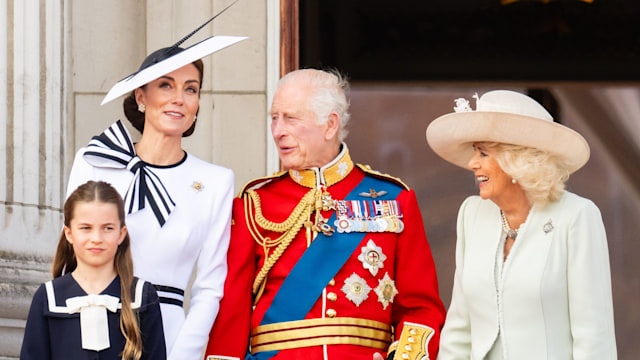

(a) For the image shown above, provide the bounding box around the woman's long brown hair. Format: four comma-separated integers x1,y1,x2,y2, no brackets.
53,180,143,360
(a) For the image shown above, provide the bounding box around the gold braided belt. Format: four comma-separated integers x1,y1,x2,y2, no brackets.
250,317,392,354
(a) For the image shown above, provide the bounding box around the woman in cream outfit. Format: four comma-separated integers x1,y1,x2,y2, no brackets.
426,90,617,359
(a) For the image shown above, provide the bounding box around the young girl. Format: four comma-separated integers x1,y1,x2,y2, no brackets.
20,181,166,359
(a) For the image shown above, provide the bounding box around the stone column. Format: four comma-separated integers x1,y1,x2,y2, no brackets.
1,0,276,358
0,0,68,358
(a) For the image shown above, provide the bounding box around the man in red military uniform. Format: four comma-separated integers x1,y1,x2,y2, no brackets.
205,68,445,360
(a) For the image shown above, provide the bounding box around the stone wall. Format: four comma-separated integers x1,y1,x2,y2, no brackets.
0,0,276,358
0,1,67,357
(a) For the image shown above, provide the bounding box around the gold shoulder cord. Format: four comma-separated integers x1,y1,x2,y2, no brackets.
245,188,318,303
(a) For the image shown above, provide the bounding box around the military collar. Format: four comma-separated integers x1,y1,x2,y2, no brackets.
288,143,354,189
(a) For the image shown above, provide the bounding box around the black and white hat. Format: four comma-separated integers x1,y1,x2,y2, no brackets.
101,1,247,105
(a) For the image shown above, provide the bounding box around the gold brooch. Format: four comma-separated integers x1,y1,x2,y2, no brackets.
192,181,204,192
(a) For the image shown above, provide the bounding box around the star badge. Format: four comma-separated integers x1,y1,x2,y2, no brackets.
358,239,387,276
341,273,371,307
374,273,398,310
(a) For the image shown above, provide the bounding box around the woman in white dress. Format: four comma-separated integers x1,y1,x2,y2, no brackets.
66,34,243,359
426,90,617,359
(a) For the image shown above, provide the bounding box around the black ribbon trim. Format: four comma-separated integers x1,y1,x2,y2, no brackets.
158,297,184,307
153,285,185,296
154,284,185,307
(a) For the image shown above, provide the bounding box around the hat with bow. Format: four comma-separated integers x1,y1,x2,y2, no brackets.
425,90,590,173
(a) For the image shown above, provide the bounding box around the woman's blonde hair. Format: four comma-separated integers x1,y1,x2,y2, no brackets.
53,181,143,360
485,142,570,206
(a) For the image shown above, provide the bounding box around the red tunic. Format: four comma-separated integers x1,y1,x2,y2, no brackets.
206,149,445,360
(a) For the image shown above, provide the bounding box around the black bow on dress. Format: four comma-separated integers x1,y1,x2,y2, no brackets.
83,120,176,227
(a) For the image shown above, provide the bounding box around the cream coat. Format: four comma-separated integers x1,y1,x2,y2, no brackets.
438,192,617,360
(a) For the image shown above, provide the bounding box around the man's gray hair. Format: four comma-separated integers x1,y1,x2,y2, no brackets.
278,68,351,141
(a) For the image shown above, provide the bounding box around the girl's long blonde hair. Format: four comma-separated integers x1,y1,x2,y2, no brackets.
53,180,143,360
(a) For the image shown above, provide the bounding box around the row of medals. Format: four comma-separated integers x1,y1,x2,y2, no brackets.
315,190,404,234
334,214,404,233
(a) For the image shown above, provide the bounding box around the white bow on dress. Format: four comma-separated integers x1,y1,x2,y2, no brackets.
66,294,120,351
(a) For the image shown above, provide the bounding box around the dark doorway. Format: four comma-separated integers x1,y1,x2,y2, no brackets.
300,0,640,82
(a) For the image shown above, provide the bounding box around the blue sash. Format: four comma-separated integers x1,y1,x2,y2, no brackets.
249,175,402,359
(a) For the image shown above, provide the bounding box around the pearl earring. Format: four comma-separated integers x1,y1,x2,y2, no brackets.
138,103,145,113
511,178,517,184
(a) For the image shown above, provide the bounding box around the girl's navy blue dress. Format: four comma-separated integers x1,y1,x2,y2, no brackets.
20,273,166,359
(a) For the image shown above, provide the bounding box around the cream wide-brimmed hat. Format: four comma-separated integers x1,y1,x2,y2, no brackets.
425,90,590,174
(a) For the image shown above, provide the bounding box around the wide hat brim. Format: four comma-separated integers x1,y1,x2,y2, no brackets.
101,35,247,105
425,111,590,174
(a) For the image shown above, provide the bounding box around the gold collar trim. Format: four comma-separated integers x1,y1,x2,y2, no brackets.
288,144,354,189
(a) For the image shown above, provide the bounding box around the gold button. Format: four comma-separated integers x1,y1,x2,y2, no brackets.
404,345,413,351
327,292,338,302
409,328,418,335
402,353,410,359
326,309,337,318
328,279,335,286
407,336,415,343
